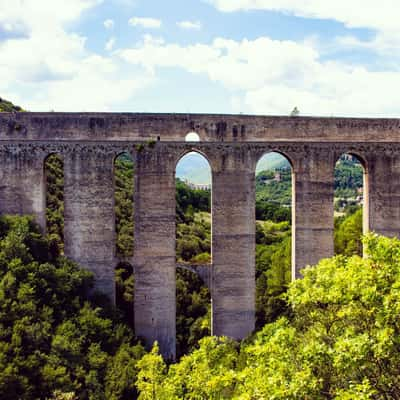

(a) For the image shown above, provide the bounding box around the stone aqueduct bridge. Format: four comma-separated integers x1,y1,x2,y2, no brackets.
1,112,400,358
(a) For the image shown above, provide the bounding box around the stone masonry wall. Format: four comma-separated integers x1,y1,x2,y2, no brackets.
1,113,400,357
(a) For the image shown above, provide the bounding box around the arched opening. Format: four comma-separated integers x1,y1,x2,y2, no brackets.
175,151,211,357
185,131,200,142
255,152,293,330
334,153,367,257
44,153,64,256
114,152,135,326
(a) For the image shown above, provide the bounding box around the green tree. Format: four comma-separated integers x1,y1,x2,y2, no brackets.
0,215,144,400
136,343,167,400
137,234,400,399
334,207,363,256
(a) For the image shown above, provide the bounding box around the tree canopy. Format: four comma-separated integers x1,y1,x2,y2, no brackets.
138,233,400,399
0,215,144,400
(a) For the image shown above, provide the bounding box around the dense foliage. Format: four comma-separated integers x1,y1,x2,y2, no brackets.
138,233,400,399
45,154,64,254
335,207,363,256
255,168,292,222
174,179,212,356
0,97,24,112
255,221,291,328
176,179,211,263
0,215,144,400
114,155,134,259
334,155,364,211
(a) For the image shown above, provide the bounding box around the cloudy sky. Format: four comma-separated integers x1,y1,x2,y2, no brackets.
1,0,400,116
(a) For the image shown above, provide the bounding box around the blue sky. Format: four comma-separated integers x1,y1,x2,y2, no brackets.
1,0,400,116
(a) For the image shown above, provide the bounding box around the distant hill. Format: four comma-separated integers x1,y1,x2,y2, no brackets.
176,152,212,184
0,97,23,112
256,153,290,172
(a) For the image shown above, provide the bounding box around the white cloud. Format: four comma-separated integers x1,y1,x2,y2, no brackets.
0,0,102,31
103,19,114,29
22,56,152,111
0,0,154,111
105,37,116,51
206,0,400,53
128,16,162,29
117,35,400,117
118,36,319,90
205,0,399,32
177,20,202,30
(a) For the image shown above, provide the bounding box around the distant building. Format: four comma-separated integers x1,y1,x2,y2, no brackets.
274,172,281,182
184,179,211,191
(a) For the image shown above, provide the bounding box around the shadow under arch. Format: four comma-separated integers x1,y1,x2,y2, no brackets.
333,152,368,257
254,151,293,329
44,152,64,254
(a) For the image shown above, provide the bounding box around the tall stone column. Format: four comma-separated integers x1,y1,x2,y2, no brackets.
134,147,176,360
211,149,255,339
293,147,334,278
64,147,116,299
368,150,400,237
0,145,46,230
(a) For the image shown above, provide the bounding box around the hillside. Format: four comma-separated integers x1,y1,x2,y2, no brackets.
0,97,24,112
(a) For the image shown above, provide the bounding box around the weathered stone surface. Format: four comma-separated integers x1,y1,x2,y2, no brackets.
134,147,176,359
1,113,400,358
64,147,116,299
1,112,400,142
0,145,46,230
292,148,335,277
211,150,255,339
367,151,400,238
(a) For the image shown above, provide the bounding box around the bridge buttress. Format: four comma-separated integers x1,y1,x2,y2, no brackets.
134,147,176,360
293,148,335,277
63,147,116,299
368,152,400,238
211,149,255,339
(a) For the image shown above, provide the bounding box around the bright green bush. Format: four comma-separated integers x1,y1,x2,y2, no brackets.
137,234,400,399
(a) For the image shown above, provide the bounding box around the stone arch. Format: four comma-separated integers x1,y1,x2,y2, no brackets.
175,150,212,262
175,150,212,357
254,151,293,328
333,152,368,256
175,147,214,173
253,148,296,173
